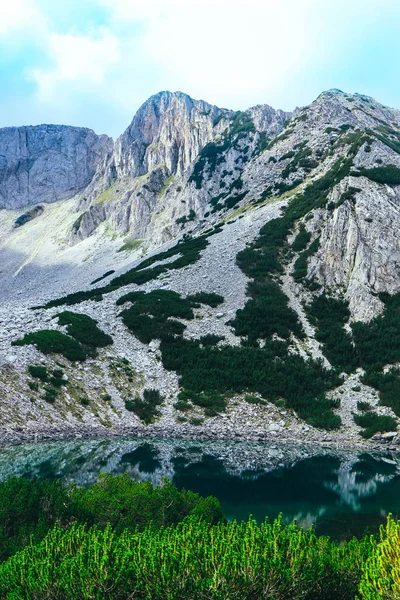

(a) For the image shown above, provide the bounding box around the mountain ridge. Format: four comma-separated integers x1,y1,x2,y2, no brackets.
2,87,400,449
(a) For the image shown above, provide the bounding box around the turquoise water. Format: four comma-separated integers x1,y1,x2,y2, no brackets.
0,438,399,539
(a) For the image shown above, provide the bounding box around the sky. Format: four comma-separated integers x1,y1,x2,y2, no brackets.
0,0,400,139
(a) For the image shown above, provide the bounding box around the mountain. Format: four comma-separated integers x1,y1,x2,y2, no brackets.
1,88,400,449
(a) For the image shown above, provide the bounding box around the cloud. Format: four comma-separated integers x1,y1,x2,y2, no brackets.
1,0,400,137
29,28,120,101
0,0,38,34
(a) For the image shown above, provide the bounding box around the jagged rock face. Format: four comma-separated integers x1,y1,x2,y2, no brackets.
310,176,400,321
114,91,225,179
74,93,290,245
0,125,112,209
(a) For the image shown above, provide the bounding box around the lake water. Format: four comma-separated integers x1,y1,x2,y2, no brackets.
0,437,399,539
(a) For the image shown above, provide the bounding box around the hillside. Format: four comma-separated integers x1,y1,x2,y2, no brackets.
1,88,400,449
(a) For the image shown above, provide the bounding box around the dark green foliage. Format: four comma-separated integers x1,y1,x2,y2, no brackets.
49,377,66,388
352,293,400,370
120,290,194,344
14,205,43,228
307,296,356,372
116,290,145,306
80,397,89,406
13,330,86,362
199,335,224,346
176,209,196,225
279,150,296,161
0,476,222,563
357,401,372,412
90,270,115,285
353,411,397,439
28,365,47,381
43,386,58,403
176,389,227,416
57,311,113,348
281,144,318,179
102,394,112,401
0,478,76,561
254,131,270,155
125,388,164,424
325,127,339,134
120,290,226,343
160,335,341,428
28,381,39,391
186,292,224,307
230,280,304,342
354,164,400,185
292,237,320,283
291,224,311,252
362,368,400,417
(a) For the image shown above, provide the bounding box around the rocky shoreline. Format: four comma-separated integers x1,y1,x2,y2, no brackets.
1,423,398,454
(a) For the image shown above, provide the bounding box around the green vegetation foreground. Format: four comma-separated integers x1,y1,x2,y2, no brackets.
0,475,398,599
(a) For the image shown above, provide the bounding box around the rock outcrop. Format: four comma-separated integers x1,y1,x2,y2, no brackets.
0,125,112,209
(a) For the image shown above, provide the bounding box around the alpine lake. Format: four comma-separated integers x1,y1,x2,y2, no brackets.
0,437,399,540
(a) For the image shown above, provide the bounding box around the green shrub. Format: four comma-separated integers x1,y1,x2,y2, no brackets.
186,292,224,307
43,386,57,403
80,397,89,406
28,381,39,391
125,389,164,424
362,368,400,416
357,401,372,412
291,224,311,252
230,280,304,343
28,365,48,381
0,515,372,600
292,237,320,282
13,331,86,362
353,411,397,438
306,296,357,372
355,164,400,185
90,270,115,285
57,311,113,348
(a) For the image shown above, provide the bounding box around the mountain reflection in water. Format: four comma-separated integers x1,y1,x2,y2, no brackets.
0,438,399,539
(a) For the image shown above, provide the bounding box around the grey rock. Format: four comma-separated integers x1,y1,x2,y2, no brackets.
0,125,112,209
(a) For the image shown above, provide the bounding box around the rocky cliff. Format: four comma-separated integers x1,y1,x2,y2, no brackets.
0,125,112,209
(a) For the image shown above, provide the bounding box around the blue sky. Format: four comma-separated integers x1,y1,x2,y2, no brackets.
1,0,400,138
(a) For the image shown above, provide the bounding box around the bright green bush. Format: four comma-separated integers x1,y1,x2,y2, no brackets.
0,475,223,564
359,515,400,599
0,515,374,600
